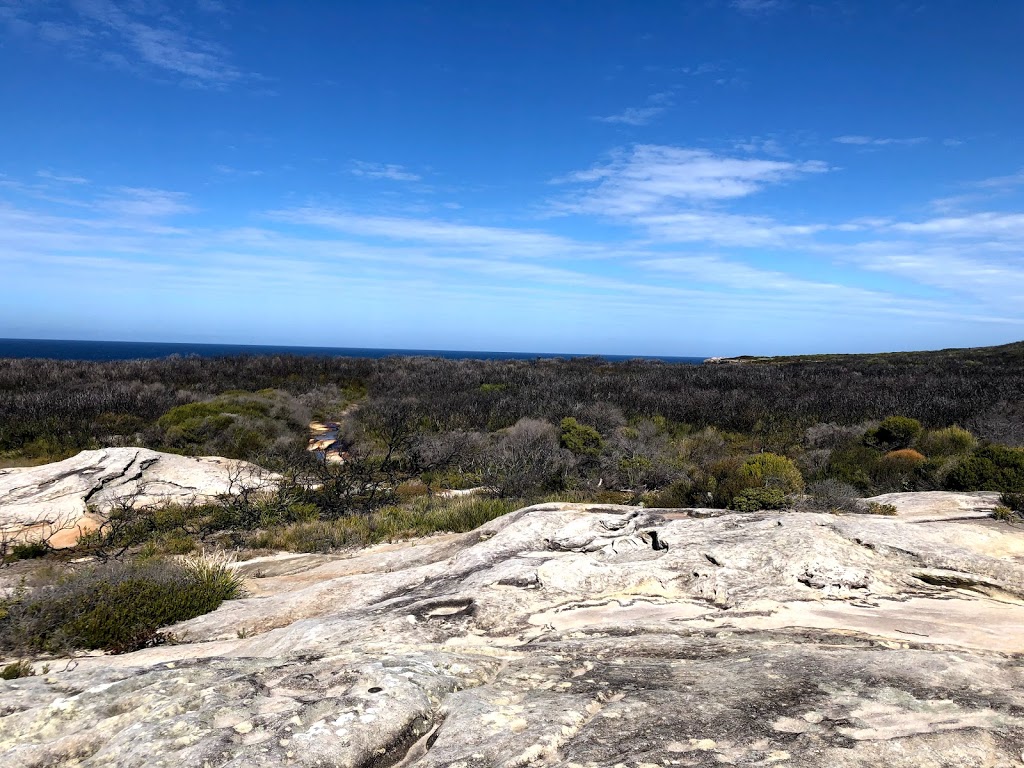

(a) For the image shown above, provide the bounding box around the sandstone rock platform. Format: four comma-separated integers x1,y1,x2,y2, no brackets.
0,448,275,548
3,499,1024,766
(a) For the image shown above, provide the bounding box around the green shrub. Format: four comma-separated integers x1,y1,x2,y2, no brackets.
826,443,881,493
992,505,1017,523
10,540,49,561
154,531,198,555
918,426,976,457
0,554,245,655
865,416,923,451
729,487,788,513
1,659,34,679
559,418,603,458
866,502,898,516
946,445,1024,493
999,491,1024,513
649,479,697,508
249,518,373,553
739,453,804,494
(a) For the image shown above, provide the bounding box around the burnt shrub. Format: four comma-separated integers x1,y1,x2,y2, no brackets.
801,479,862,513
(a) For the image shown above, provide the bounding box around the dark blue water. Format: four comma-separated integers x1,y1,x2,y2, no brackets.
0,338,704,364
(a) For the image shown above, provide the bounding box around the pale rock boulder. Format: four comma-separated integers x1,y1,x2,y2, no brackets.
0,448,275,547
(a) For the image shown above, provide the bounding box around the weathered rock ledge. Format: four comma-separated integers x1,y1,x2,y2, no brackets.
3,496,1024,766
0,448,274,547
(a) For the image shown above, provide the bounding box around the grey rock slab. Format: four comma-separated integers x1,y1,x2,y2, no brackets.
5,497,1024,766
866,490,1001,522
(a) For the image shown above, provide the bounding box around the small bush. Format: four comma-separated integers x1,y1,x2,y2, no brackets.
649,479,697,508
992,506,1017,523
0,555,245,655
918,426,976,457
739,453,804,494
729,487,788,513
395,479,430,502
881,448,927,469
999,491,1024,513
10,541,49,561
1,659,34,679
802,479,861,513
866,502,898,516
866,416,923,451
559,417,603,458
249,518,372,553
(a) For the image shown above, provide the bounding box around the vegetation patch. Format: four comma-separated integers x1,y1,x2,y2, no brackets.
249,496,521,553
0,553,244,655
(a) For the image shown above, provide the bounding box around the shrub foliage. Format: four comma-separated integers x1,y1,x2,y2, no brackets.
0,555,244,654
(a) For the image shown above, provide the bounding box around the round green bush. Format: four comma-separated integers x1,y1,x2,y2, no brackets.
866,416,923,450
729,487,788,513
739,453,805,494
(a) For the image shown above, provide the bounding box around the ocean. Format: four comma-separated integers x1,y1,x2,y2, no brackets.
0,338,704,364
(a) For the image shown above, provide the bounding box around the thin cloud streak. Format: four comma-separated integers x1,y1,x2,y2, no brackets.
594,106,665,126
351,161,422,182
834,135,928,147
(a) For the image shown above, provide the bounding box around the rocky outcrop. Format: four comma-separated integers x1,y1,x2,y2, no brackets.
0,448,275,547
3,497,1024,766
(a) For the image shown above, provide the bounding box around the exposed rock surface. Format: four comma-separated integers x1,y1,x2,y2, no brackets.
865,490,1001,522
3,498,1024,766
0,448,274,547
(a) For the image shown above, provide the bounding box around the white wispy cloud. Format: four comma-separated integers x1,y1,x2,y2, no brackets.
971,169,1024,189
554,144,829,217
595,91,675,127
36,170,89,184
5,157,1024,346
214,164,264,177
886,211,1024,240
594,106,665,126
2,0,245,87
637,254,875,298
823,240,1024,305
96,187,196,218
733,136,787,156
635,211,827,247
834,135,928,147
268,207,598,259
350,161,422,182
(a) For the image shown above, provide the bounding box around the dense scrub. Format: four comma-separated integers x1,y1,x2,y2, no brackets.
1,342,1023,554
2,342,1022,464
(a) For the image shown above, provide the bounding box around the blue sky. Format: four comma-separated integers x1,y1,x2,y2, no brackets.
2,0,1023,356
